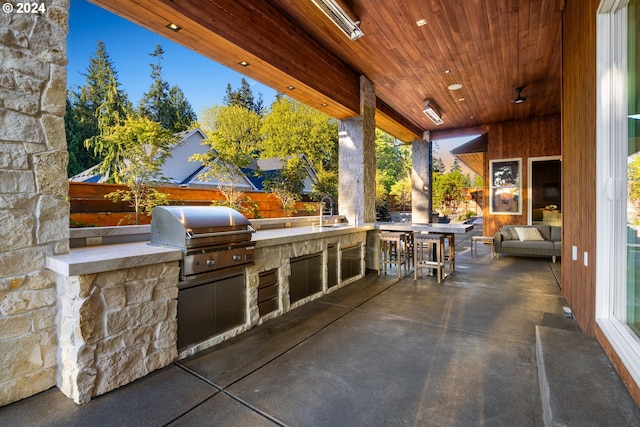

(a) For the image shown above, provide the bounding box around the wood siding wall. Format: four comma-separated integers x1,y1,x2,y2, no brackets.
562,0,598,335
482,116,562,237
563,0,640,406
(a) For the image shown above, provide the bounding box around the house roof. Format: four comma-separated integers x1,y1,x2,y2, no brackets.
70,128,317,193
450,134,489,176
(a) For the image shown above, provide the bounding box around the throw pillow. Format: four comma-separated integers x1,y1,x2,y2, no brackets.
514,227,545,241
501,228,519,240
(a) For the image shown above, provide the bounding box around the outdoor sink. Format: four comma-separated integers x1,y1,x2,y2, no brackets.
322,223,351,228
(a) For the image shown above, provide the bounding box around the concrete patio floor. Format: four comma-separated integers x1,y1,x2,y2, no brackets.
2,231,639,426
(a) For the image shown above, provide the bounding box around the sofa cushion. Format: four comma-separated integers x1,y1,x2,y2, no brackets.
502,225,551,240
551,226,562,241
501,228,519,240
515,227,545,241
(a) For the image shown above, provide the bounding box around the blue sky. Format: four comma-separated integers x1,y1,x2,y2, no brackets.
67,0,278,118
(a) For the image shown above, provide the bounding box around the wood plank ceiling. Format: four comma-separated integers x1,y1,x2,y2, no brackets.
90,0,563,143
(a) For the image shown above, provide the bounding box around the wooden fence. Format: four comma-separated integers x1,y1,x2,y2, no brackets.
69,182,320,227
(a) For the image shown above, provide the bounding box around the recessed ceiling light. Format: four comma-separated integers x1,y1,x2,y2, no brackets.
239,61,249,67
444,70,451,74
166,23,181,32
287,86,295,90
321,103,328,107
416,19,427,27
448,83,463,91
458,97,465,102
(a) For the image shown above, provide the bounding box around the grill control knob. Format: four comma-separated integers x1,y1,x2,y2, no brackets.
232,255,241,262
206,259,215,267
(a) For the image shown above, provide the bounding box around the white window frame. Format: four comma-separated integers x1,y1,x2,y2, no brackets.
596,0,640,386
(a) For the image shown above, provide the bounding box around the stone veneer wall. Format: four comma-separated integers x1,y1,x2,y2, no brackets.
0,0,70,406
56,262,179,404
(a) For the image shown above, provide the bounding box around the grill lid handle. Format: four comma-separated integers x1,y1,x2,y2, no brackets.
185,225,256,239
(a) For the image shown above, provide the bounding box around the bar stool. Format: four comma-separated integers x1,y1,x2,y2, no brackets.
378,232,408,277
442,232,455,274
414,233,446,283
403,231,414,269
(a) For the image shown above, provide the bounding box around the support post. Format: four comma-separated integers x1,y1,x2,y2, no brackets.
411,132,433,224
338,76,376,225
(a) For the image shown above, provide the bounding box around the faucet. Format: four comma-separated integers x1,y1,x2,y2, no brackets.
319,196,333,226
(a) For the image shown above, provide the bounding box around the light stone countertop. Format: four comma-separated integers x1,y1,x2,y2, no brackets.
252,224,374,248
47,224,375,277
46,242,183,277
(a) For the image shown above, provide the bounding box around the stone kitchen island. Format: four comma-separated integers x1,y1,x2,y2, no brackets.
45,221,373,403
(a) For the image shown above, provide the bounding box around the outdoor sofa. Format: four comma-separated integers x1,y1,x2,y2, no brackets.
494,224,561,262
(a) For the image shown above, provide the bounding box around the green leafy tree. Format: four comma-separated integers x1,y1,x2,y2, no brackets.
224,78,264,115
138,44,196,133
102,117,177,224
390,174,412,211
67,41,130,175
310,169,338,199
260,96,339,176
375,130,411,192
191,104,261,213
375,130,412,216
264,157,308,215
432,168,472,215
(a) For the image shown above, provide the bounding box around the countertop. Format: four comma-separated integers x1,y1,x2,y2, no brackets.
46,242,183,277
47,224,374,277
252,224,374,247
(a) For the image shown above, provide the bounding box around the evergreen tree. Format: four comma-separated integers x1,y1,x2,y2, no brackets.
168,86,197,132
451,158,462,172
138,44,196,132
67,41,130,176
65,96,90,176
224,78,264,115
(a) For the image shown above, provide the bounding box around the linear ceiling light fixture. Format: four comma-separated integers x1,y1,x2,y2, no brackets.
423,99,444,125
311,0,364,41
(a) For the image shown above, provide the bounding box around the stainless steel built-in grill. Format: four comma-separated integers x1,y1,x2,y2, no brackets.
150,206,255,349
150,205,255,280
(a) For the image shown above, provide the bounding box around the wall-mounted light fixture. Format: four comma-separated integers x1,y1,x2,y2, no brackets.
423,99,444,125
311,0,364,41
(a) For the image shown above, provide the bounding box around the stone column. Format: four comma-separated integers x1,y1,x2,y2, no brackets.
0,0,70,406
411,135,432,224
338,76,376,225
338,76,377,268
